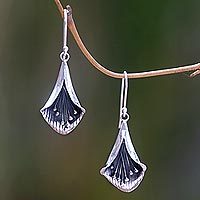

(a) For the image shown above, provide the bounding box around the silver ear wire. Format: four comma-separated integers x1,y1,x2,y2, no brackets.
40,9,85,135
63,9,68,50
60,9,70,62
118,71,129,128
100,71,146,192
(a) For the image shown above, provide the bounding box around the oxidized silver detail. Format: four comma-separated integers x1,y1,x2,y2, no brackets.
40,61,85,135
100,121,147,192
100,71,146,192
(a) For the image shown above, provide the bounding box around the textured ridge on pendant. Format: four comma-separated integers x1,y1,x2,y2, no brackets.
100,121,147,192
40,61,85,135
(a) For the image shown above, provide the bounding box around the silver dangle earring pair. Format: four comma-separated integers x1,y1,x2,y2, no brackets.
40,9,146,193
40,9,85,135
100,72,147,192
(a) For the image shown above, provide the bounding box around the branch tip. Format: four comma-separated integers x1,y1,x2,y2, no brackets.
190,69,200,77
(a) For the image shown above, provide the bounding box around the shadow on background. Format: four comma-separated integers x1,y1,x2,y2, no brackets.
0,0,200,199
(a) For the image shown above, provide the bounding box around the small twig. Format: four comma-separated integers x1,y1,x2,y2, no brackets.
190,70,200,77
54,0,200,79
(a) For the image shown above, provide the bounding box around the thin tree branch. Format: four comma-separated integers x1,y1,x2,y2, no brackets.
54,0,64,18
54,0,200,79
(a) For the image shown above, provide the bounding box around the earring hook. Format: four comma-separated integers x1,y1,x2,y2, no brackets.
118,71,129,128
60,9,70,62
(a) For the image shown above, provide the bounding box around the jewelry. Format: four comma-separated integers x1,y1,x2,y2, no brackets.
100,71,147,192
40,9,85,135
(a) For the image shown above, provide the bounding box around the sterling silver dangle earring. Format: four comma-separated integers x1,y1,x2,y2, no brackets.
100,71,147,192
40,9,85,135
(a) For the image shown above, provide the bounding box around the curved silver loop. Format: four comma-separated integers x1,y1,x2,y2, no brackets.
118,71,129,127
121,112,130,122
60,51,70,62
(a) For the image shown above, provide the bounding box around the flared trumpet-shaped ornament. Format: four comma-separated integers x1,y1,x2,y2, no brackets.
100,71,146,192
100,121,146,192
40,61,85,135
40,9,85,135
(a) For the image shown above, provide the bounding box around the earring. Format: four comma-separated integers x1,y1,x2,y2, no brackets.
100,71,147,192
40,9,85,135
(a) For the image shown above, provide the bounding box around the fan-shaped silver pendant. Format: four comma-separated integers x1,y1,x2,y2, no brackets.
40,61,85,135
40,9,85,135
100,121,147,192
100,71,146,192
